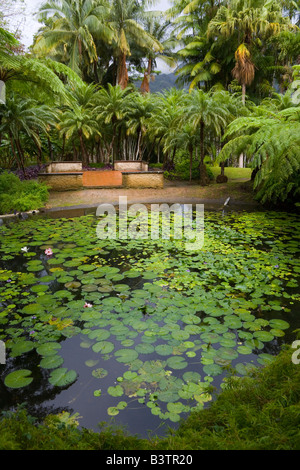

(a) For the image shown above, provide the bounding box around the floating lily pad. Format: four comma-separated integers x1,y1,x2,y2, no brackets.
49,367,77,387
135,343,155,354
107,385,123,397
203,363,223,376
166,356,188,370
4,369,33,389
114,349,139,363
40,354,64,369
10,340,35,357
92,341,114,354
92,368,108,379
36,342,61,356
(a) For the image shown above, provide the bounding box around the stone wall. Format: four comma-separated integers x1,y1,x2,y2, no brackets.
114,160,148,172
122,171,164,189
38,173,83,191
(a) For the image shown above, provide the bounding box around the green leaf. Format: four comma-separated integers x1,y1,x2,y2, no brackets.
114,349,139,363
4,369,33,389
49,367,77,387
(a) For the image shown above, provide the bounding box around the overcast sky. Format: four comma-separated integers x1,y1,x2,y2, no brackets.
19,0,172,48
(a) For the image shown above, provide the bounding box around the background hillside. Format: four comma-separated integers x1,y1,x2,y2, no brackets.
134,72,188,93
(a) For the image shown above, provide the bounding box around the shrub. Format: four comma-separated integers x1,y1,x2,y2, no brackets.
175,159,214,181
0,172,49,214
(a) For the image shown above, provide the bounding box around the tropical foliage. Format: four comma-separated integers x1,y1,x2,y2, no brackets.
0,0,299,203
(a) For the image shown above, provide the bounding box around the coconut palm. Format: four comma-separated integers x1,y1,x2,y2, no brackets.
139,14,177,93
207,0,293,103
107,0,163,89
33,0,114,79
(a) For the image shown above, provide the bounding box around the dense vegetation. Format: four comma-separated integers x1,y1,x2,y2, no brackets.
0,0,299,205
0,0,300,451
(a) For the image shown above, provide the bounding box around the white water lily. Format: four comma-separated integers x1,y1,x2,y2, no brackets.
21,247,29,252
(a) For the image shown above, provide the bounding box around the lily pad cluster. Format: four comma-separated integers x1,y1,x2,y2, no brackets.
0,210,299,427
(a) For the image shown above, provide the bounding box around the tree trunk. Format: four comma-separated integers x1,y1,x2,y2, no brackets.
140,58,152,94
15,137,26,176
117,52,128,89
61,134,65,160
136,129,142,160
78,129,87,166
239,83,246,168
199,120,209,185
189,146,193,181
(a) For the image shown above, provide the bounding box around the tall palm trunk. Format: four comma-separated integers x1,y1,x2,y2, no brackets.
189,145,193,181
78,129,87,166
117,53,128,89
140,58,152,94
199,120,208,185
15,137,26,176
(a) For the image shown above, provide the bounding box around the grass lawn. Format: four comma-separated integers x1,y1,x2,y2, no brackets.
208,166,252,180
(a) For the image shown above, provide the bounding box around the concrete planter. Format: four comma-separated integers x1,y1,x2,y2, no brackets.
114,160,148,172
38,162,83,191
45,161,83,173
122,171,164,189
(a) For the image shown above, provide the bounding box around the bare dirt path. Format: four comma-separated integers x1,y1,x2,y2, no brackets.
45,179,257,211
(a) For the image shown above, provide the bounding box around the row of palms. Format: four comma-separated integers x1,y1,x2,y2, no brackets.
171,0,299,96
31,0,299,95
0,81,243,173
2,76,299,202
32,0,173,89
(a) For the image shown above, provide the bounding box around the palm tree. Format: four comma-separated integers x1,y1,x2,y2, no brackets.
125,91,155,159
183,88,231,185
58,104,100,165
33,0,113,79
0,94,57,174
139,14,177,93
207,0,293,104
95,83,131,161
108,0,163,89
57,80,102,164
147,88,188,165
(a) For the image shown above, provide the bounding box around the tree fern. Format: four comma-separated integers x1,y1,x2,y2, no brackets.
218,89,300,203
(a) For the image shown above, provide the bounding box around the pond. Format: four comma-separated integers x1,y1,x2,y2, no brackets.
0,206,299,438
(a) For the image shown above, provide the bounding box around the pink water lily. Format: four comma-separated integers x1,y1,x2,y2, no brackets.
84,302,93,308
45,248,53,256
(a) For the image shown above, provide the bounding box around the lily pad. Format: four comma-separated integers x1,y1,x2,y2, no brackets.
166,356,188,370
48,367,77,387
4,369,33,389
114,349,139,363
92,341,114,354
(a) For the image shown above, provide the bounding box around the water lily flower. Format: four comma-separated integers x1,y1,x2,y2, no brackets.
84,302,93,308
21,247,29,252
45,248,53,256
275,265,279,268
29,330,36,335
